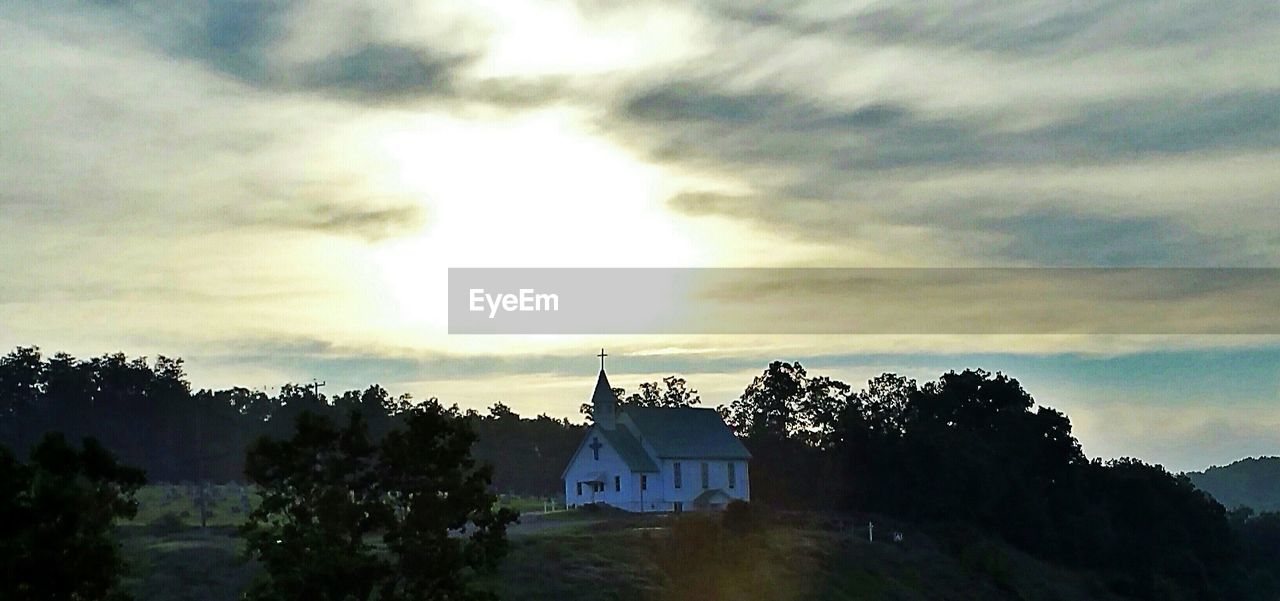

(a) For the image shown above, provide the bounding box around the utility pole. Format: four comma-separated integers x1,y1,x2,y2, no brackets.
310,379,326,399
196,409,209,529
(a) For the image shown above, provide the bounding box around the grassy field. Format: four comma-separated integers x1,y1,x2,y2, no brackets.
117,486,1124,601
486,511,1125,601
130,484,556,528
117,485,572,600
131,483,260,528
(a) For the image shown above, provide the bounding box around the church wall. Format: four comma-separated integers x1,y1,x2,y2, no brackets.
561,428,752,512
562,426,638,510
658,458,751,509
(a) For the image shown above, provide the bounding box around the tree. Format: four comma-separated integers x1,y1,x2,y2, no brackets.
378,402,518,599
470,407,585,497
846,373,917,437
0,433,146,601
622,376,701,409
0,347,46,455
579,377,699,421
720,362,837,507
241,402,517,601
721,361,808,441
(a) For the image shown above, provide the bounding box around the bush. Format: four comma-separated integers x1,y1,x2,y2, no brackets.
722,500,765,535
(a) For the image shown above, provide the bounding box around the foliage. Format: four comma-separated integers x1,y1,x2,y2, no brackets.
0,433,146,601
721,499,765,535
240,402,518,601
0,347,585,497
579,376,700,421
4,345,1276,599
469,404,583,497
724,362,1249,600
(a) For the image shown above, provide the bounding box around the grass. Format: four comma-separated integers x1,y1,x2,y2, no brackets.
489,512,1128,601
117,524,252,601
115,486,1124,601
131,483,260,529
497,493,565,514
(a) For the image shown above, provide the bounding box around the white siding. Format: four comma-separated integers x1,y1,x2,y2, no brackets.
659,458,750,510
562,428,750,513
562,427,633,508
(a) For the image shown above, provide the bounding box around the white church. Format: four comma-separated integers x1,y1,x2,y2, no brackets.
561,356,751,512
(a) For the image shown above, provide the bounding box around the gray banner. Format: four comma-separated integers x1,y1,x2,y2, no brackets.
448,268,1280,334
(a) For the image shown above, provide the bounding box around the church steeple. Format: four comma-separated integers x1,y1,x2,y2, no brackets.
591,350,617,430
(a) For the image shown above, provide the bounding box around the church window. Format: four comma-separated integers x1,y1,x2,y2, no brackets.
641,475,648,491
728,463,736,489
673,462,682,489
576,483,582,496
614,476,620,492
701,462,709,488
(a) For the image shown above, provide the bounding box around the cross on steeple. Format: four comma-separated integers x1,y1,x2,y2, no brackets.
597,348,608,371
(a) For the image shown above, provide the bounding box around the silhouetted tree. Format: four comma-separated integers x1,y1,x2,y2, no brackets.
471,405,583,496
241,402,516,601
580,376,699,421
721,362,831,507
0,433,145,601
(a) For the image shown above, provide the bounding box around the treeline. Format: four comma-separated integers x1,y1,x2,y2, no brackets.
0,347,581,494
5,347,1280,599
720,362,1280,601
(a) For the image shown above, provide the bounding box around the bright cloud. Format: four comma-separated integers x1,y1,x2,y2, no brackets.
1,0,1278,470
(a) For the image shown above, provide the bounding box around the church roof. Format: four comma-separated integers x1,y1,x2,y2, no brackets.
622,406,751,460
590,370,616,407
599,425,659,472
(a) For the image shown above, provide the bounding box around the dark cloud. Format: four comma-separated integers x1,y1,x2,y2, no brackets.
979,209,1227,267
297,43,465,101
238,202,426,241
1036,91,1280,158
710,0,1279,55
450,75,584,109
622,80,1280,175
109,0,467,103
669,192,1267,266
625,84,907,129
150,0,290,85
620,81,982,175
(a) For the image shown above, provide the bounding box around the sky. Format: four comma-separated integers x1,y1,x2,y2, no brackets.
1,0,1278,472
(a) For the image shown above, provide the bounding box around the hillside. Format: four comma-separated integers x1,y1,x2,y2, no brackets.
489,512,1129,601
1188,457,1280,512
118,505,1126,601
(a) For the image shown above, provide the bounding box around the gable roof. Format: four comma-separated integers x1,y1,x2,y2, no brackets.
622,406,751,459
590,370,617,407
559,421,660,480
692,488,732,507
600,425,659,472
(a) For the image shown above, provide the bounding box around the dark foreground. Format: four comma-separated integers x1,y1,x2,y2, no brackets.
120,508,1125,601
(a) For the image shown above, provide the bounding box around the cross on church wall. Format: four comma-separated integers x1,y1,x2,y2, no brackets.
589,437,602,460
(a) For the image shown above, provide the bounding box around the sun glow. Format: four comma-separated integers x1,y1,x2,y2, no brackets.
357,108,716,347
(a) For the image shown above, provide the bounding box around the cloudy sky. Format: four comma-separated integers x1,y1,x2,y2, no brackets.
2,0,1278,471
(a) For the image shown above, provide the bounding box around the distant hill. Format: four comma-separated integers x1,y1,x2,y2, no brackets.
1188,457,1280,512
